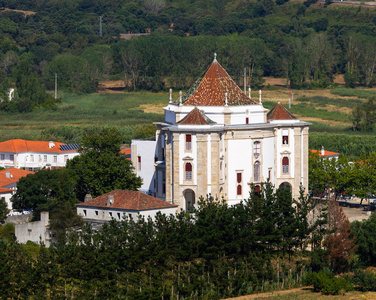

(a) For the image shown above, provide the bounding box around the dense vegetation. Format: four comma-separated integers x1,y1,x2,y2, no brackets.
3,0,376,98
1,185,362,298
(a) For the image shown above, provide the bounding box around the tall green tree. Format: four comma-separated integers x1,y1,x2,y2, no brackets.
66,127,142,201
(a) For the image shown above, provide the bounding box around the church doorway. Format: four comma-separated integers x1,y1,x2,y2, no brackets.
184,189,196,212
279,182,292,192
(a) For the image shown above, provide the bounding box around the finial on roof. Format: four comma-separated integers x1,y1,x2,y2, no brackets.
278,100,281,104
248,87,251,99
213,53,217,63
225,92,228,106
179,91,182,105
169,88,172,103
259,90,262,104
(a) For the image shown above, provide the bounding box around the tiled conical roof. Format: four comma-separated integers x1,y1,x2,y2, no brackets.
181,60,255,106
267,103,297,121
177,107,216,125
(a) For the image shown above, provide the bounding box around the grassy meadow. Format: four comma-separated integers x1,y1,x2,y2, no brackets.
2,86,376,157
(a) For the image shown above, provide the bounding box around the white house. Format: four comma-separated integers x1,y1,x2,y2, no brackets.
132,55,310,210
76,190,179,221
0,168,34,213
0,139,79,171
310,146,340,160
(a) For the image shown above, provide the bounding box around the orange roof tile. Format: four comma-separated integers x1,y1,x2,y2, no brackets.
77,190,178,211
120,148,131,155
0,139,76,153
0,188,13,193
0,168,34,187
310,149,340,157
177,107,216,125
267,103,297,121
181,60,255,106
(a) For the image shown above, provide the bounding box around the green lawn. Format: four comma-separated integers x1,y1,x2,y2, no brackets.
0,92,167,143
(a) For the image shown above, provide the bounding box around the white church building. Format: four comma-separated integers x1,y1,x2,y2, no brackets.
132,55,309,210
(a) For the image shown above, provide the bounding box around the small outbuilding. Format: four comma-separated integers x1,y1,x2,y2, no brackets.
76,190,179,221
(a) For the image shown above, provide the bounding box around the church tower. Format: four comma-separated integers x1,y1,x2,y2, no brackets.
137,55,309,210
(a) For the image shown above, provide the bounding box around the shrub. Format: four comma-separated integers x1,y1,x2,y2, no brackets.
304,271,353,295
352,270,376,292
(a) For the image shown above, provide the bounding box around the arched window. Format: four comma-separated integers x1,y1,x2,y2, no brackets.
254,161,260,181
254,141,260,159
282,157,289,174
237,184,242,195
185,163,192,180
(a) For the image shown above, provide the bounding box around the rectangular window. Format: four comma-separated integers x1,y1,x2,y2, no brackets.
246,117,249,124
44,155,47,162
95,211,99,216
282,135,288,145
83,210,87,216
39,155,42,162
30,155,34,162
109,212,113,217
0,154,4,160
64,155,68,162
237,172,242,183
236,172,242,196
186,134,192,151
138,156,141,171
10,154,14,161
53,156,57,163
117,213,121,219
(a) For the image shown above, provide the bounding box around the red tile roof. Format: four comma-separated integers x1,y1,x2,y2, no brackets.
310,149,340,157
267,103,297,121
0,188,13,193
0,139,76,153
77,190,178,211
177,107,216,125
181,61,255,106
120,148,131,155
0,168,34,187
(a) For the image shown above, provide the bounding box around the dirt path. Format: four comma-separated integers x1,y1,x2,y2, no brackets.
223,287,311,299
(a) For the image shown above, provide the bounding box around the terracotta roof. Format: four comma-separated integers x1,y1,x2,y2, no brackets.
77,190,178,211
120,148,131,155
0,168,34,187
120,148,131,160
310,149,340,157
180,60,255,106
0,139,77,153
0,188,13,193
177,107,216,125
267,103,297,121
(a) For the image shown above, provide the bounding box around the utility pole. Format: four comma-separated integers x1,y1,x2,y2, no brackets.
99,16,102,37
244,68,246,94
54,73,57,100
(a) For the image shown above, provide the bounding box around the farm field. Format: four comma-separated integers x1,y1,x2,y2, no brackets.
2,85,376,157
226,288,376,299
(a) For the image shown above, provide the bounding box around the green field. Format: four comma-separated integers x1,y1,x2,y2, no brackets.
2,87,376,157
0,92,167,143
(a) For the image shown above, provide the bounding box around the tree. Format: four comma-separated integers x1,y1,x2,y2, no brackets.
11,168,77,220
0,197,9,222
66,127,142,201
325,201,357,273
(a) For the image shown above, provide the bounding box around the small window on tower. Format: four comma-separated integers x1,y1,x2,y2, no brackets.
283,135,289,145
282,157,289,174
186,134,192,151
185,163,192,180
236,172,242,196
254,141,260,159
246,117,249,124
138,156,141,171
